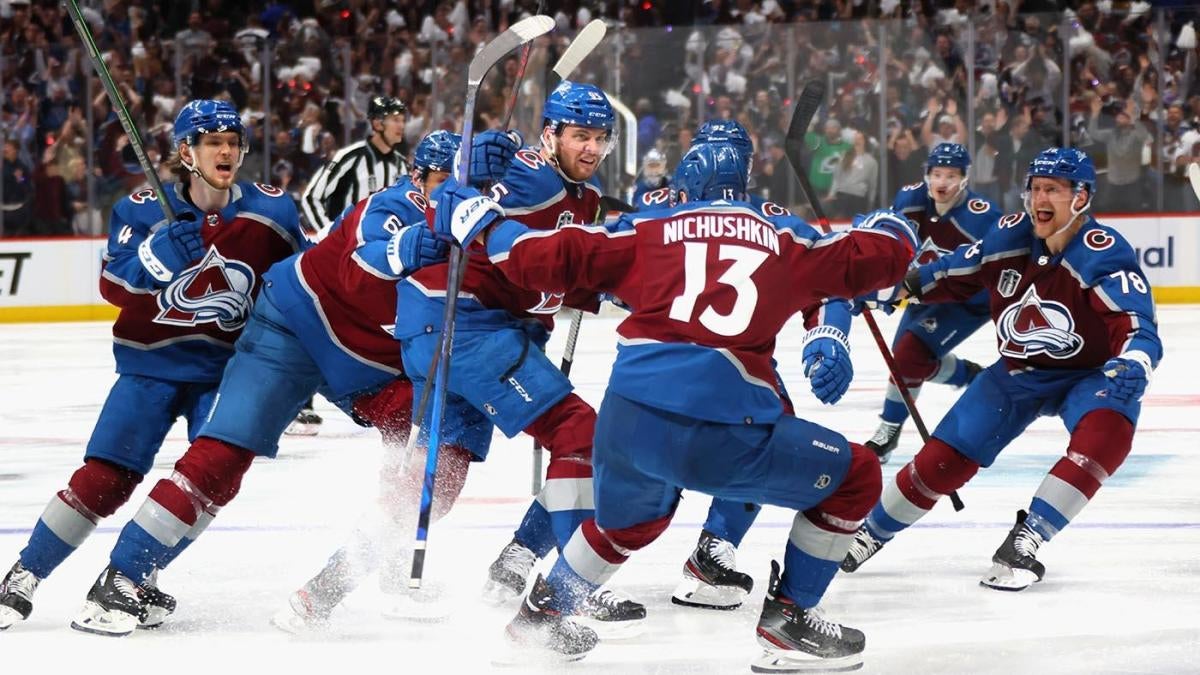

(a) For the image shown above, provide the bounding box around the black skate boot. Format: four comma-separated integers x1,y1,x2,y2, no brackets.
962,359,983,385
71,566,146,637
138,569,176,629
752,561,865,673
980,510,1046,592
864,419,902,464
0,561,40,630
502,575,598,663
271,550,357,633
482,538,536,605
577,586,646,639
672,529,754,610
285,408,323,436
840,525,887,573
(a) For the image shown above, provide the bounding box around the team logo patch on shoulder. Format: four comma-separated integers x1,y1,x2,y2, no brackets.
996,286,1083,360
129,188,158,204
1084,229,1115,251
515,149,547,170
901,182,923,191
761,201,790,216
254,183,285,197
998,213,1023,229
405,189,429,212
968,199,990,214
642,188,670,206
156,248,256,332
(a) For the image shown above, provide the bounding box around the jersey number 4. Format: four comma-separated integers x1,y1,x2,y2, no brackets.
668,242,767,337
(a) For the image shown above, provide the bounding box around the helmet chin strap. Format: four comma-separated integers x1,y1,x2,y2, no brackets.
181,141,244,193
925,172,968,215
1023,187,1091,238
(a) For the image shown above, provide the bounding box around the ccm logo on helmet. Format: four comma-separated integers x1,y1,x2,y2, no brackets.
1084,229,1115,251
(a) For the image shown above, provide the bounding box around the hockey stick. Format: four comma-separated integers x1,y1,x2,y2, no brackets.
500,0,545,129
1188,162,1200,204
782,80,964,512
409,15,557,589
65,0,175,221
526,19,608,495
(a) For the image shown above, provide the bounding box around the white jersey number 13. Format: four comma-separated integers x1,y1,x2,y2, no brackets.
668,242,767,337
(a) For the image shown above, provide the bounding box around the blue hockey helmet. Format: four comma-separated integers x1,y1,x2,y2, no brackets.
1024,147,1095,194
173,99,245,149
641,148,668,180
924,142,971,173
673,142,749,202
691,119,754,157
542,80,616,132
413,130,462,173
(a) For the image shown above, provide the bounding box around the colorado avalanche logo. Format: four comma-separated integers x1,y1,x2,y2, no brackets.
915,236,953,266
996,286,1083,360
528,292,565,315
156,248,256,331
642,188,670,206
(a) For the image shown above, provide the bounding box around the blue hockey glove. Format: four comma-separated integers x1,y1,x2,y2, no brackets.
138,212,205,284
802,326,853,405
386,223,449,276
1102,353,1151,402
850,282,903,316
432,176,506,246
469,129,521,188
853,209,920,259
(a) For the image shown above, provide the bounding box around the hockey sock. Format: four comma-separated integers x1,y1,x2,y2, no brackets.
19,459,141,579
545,556,600,614
701,500,761,547
779,509,855,608
929,354,972,387
880,332,939,424
525,394,597,552
1027,409,1133,541
866,438,978,540
110,438,253,582
512,501,556,558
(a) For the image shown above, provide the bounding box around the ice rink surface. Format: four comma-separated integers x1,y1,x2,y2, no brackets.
2,307,1198,674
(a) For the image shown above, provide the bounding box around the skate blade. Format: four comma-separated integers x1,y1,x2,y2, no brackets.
979,562,1039,591
751,648,864,673
491,629,592,666
70,601,138,637
671,576,746,610
481,579,523,606
0,605,26,630
284,422,321,437
138,605,172,630
574,615,645,640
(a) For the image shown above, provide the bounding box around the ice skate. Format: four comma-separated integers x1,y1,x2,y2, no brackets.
962,359,983,385
839,526,886,573
752,561,865,673
672,530,754,610
0,561,40,630
864,420,902,464
71,566,145,637
482,538,536,605
285,408,323,436
980,510,1045,592
138,569,176,629
498,574,598,664
576,586,646,640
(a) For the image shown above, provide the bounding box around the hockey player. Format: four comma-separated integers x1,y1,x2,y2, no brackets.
840,148,1162,593
861,143,1000,463
430,141,919,668
397,80,646,633
291,95,410,435
631,148,670,206
63,130,482,637
0,100,306,631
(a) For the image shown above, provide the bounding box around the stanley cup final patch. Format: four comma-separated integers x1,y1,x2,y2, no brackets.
997,268,1022,298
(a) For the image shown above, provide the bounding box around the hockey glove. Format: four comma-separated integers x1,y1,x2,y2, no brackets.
386,223,449,277
432,177,506,246
1102,352,1152,402
853,209,920,261
469,129,522,188
850,282,903,316
138,212,205,284
802,326,853,405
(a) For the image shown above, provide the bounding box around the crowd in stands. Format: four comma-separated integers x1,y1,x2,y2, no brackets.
3,0,1200,237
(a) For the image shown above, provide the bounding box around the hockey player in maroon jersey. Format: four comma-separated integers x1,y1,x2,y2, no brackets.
429,141,919,669
397,80,647,634
840,147,1163,593
0,100,307,631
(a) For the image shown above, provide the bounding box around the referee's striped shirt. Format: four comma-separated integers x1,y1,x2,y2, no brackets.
301,138,408,237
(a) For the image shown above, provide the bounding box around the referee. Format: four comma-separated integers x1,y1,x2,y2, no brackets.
288,95,408,436
300,95,410,237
